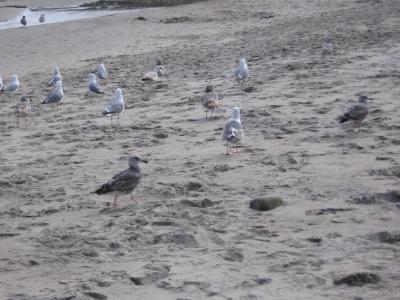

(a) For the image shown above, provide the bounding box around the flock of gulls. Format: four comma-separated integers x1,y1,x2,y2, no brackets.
0,40,370,206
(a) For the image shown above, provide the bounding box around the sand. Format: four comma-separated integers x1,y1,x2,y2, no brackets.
0,0,400,299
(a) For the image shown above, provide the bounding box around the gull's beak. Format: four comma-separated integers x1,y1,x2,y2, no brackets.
140,158,148,164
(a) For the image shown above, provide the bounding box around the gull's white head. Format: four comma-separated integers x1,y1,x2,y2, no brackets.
12,75,19,82
89,73,97,82
99,64,106,71
239,58,247,67
231,106,241,121
115,88,123,99
358,95,369,104
54,67,60,75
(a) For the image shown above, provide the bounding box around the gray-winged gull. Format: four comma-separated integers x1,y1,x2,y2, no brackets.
201,85,219,120
102,88,124,126
98,63,108,81
42,80,64,108
88,73,105,96
16,96,32,127
154,60,166,77
223,106,244,155
322,39,334,55
39,14,45,23
339,95,369,128
20,16,27,26
48,67,62,87
1,75,20,93
94,155,148,207
235,58,249,82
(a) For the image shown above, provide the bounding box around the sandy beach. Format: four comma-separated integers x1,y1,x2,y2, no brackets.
0,0,399,299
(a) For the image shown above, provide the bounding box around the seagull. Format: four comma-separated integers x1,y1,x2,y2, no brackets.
339,95,369,129
1,75,20,93
48,67,62,87
88,73,105,96
98,63,108,81
142,68,159,81
94,155,148,207
223,107,244,155
154,59,166,77
39,14,45,23
41,80,64,109
16,96,32,127
322,39,334,55
20,16,27,26
235,58,249,82
102,88,124,126
201,85,219,120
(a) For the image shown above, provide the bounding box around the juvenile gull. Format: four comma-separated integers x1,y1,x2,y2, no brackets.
223,107,244,155
201,85,219,120
16,96,32,127
42,80,64,108
102,88,124,126
154,59,166,77
98,63,108,81
235,58,249,82
94,155,148,207
39,14,45,23
339,95,369,129
1,75,20,93
20,16,27,26
48,67,62,87
88,73,105,96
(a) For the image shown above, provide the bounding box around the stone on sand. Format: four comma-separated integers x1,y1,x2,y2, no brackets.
250,197,283,211
334,272,380,286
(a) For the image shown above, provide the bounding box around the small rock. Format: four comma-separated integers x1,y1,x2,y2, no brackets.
243,86,256,93
83,291,108,300
250,197,283,211
373,231,400,244
186,181,203,192
334,272,380,286
129,276,143,285
136,16,146,21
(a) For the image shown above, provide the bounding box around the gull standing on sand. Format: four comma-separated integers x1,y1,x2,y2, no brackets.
42,80,64,108
102,88,124,126
154,60,166,77
88,73,105,96
98,63,108,81
1,75,20,93
16,96,32,127
48,67,62,87
39,14,45,23
223,107,244,155
20,16,27,26
94,155,148,207
201,85,219,120
339,95,369,129
322,39,334,55
235,58,249,82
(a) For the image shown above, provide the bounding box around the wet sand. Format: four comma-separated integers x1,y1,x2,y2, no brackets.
0,0,399,299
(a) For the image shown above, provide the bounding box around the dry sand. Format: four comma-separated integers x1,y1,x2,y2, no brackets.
0,0,400,299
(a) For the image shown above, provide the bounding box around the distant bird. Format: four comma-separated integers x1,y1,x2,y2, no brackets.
154,59,166,77
102,88,124,126
94,155,148,207
42,80,63,109
0,76,3,91
223,107,244,155
98,63,108,81
339,95,369,129
20,16,27,26
88,73,105,96
1,75,20,93
39,14,45,23
16,96,32,127
201,85,219,120
142,68,158,81
322,39,334,55
48,67,62,87
235,58,249,82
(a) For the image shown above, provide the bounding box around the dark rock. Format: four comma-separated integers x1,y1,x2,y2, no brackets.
83,291,108,300
373,231,400,244
250,197,283,211
306,237,322,244
136,16,146,21
186,181,203,191
243,86,256,93
380,190,400,202
129,276,143,285
334,272,380,286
